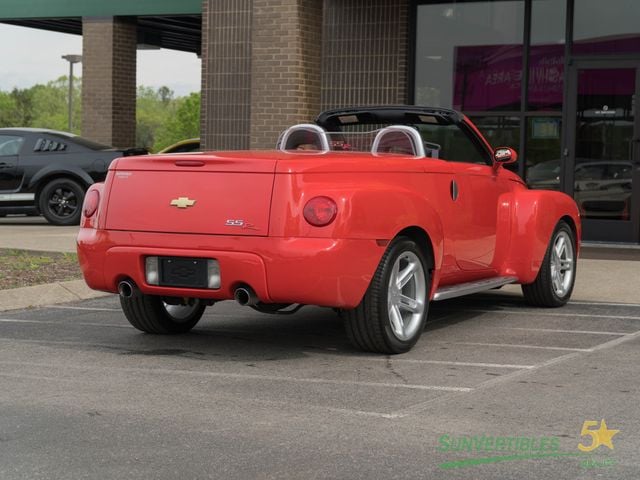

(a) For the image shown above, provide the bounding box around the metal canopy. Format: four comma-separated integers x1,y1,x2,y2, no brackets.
3,15,202,54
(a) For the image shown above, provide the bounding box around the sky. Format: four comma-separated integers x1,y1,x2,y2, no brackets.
0,23,201,96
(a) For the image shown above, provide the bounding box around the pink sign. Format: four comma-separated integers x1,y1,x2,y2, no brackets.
453,44,564,110
453,36,640,111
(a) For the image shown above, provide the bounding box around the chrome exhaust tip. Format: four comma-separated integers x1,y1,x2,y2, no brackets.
118,280,135,298
234,286,258,306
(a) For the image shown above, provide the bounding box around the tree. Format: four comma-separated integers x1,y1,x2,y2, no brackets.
30,76,81,133
0,91,19,127
135,85,185,150
0,76,81,133
153,92,200,151
0,80,199,151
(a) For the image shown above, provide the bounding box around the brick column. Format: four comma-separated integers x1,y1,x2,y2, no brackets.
250,0,322,149
321,0,409,108
200,0,323,151
82,17,137,148
200,1,253,150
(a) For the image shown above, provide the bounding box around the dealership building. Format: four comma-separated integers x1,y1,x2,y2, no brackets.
1,0,639,243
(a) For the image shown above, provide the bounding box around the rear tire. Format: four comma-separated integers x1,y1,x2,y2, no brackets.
38,178,85,226
342,237,431,354
522,221,576,307
120,294,206,334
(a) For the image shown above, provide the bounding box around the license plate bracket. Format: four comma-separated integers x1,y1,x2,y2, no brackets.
158,257,209,289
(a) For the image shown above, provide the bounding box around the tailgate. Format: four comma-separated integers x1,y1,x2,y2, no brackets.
105,156,276,236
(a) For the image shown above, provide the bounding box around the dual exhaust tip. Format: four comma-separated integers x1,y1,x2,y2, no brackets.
118,279,258,307
118,280,136,298
233,286,259,306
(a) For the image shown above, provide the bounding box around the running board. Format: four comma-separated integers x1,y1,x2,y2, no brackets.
432,276,518,301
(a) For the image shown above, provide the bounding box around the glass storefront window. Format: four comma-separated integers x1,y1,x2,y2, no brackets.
525,117,562,190
573,68,635,220
414,1,525,111
573,0,640,55
469,116,521,148
528,0,565,111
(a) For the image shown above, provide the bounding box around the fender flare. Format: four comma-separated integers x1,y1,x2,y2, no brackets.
28,165,94,195
344,188,445,299
500,189,581,284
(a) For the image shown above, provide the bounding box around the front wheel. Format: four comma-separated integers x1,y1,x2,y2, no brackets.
522,221,577,307
120,294,206,334
342,237,431,354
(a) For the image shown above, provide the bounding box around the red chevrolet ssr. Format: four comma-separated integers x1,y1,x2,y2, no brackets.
77,106,580,354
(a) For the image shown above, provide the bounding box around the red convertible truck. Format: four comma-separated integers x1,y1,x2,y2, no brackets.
77,106,580,354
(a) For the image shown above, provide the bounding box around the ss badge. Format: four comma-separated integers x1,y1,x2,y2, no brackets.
225,219,259,231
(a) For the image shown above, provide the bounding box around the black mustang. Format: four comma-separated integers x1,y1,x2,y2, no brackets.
0,128,145,225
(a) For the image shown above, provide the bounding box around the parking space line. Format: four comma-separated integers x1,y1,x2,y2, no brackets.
0,337,534,370
0,318,128,328
382,358,535,369
0,367,402,419
392,328,640,419
494,327,630,336
0,337,536,370
45,305,261,319
47,305,121,312
0,360,473,393
462,309,640,320
429,341,592,352
0,337,154,349
569,300,640,308
304,352,535,369
0,372,78,383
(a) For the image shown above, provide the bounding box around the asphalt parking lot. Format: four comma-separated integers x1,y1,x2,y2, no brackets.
1,291,639,479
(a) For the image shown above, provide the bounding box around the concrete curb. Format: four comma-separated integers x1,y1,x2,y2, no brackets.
0,279,112,312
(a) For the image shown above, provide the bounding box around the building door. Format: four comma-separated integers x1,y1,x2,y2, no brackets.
565,60,640,243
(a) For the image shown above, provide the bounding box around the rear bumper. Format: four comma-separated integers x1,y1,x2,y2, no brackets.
77,229,384,308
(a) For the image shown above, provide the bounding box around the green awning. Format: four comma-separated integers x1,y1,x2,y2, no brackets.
0,0,201,19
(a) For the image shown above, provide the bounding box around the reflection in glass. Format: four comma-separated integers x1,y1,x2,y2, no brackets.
574,68,635,220
528,0,565,111
573,0,640,55
525,118,562,190
414,1,524,110
469,116,520,149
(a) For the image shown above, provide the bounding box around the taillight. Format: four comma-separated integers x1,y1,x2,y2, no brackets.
303,196,337,227
83,189,100,218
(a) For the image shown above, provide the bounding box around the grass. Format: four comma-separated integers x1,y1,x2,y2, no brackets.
0,248,82,290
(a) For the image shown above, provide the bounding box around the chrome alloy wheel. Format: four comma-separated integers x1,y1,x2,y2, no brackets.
387,251,427,341
162,301,202,322
550,230,574,297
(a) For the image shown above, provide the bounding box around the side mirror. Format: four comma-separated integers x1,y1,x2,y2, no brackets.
493,147,518,165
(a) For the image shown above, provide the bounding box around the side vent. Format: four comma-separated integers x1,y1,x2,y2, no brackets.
34,138,67,152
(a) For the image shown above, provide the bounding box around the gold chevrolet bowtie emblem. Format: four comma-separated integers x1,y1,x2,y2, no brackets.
170,197,196,209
